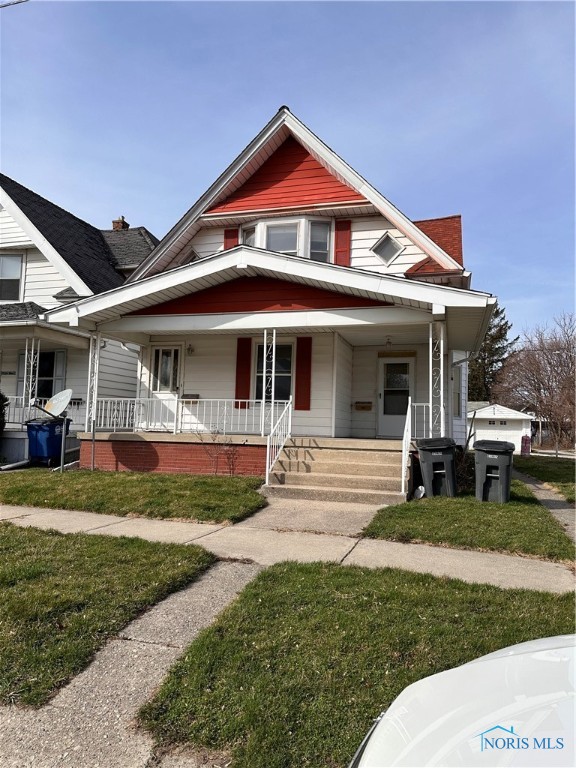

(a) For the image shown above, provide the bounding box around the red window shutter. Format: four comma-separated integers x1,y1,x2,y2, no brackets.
224,228,239,250
235,337,252,409
294,337,312,411
334,220,352,266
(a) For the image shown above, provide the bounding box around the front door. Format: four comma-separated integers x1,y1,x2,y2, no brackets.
147,346,182,429
377,358,413,438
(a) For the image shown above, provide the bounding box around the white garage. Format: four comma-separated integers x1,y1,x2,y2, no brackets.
467,403,532,454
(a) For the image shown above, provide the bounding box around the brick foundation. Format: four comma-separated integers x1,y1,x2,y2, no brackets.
79,438,267,476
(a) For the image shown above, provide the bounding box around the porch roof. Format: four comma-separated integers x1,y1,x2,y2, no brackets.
44,247,495,352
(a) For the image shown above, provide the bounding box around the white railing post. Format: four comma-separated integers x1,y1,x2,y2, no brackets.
401,396,412,496
265,396,292,485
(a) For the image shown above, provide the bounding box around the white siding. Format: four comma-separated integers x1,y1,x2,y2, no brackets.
22,249,70,308
451,353,468,446
97,340,140,398
350,216,428,275
0,208,33,248
350,344,429,438
139,333,334,436
188,227,226,259
333,334,352,437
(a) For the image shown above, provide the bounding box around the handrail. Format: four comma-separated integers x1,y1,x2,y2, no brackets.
401,397,412,496
265,397,293,485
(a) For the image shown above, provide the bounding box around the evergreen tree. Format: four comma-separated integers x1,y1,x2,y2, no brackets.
468,302,518,402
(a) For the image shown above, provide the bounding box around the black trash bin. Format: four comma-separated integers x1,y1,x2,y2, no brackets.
415,437,457,497
473,440,515,503
26,418,71,463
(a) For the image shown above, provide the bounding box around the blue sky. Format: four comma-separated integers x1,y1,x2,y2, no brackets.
1,0,574,336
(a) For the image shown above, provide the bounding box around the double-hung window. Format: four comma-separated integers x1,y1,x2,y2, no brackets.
243,219,332,262
17,350,66,399
255,344,293,401
0,254,22,301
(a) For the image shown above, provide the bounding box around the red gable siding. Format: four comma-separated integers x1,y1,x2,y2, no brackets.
129,277,392,315
206,137,367,214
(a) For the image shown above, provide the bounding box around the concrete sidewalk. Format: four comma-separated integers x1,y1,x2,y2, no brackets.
1,500,573,593
0,561,257,768
513,469,575,542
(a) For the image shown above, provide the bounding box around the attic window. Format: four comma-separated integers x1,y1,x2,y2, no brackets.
372,232,404,266
0,254,22,301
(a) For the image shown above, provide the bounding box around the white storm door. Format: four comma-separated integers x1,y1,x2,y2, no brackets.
377,358,413,438
148,346,181,429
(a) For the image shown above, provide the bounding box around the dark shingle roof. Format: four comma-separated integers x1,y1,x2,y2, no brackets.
0,302,46,321
101,227,159,269
0,174,124,294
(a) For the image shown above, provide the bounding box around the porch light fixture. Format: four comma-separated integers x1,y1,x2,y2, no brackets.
186,344,195,356
385,336,392,349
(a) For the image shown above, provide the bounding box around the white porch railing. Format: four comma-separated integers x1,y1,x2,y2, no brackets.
411,402,430,438
401,398,412,496
4,396,85,429
265,398,293,485
94,397,291,436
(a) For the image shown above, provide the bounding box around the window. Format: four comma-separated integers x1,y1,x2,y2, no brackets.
255,344,293,401
488,420,496,425
266,224,298,256
151,347,180,392
0,255,22,301
309,221,330,262
499,420,507,425
243,227,256,247
17,350,66,399
242,218,332,262
371,232,404,266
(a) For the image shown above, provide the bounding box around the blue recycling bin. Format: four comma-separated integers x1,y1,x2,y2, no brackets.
26,418,71,462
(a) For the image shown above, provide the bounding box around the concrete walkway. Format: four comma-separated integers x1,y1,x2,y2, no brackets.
0,561,258,768
513,469,575,542
1,499,573,593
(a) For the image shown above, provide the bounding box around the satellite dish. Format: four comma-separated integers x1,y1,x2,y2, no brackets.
40,389,73,418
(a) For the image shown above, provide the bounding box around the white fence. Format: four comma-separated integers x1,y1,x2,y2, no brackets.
94,397,291,436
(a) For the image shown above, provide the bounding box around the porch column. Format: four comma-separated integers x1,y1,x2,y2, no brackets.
24,337,40,419
428,322,445,437
260,328,277,436
85,332,101,432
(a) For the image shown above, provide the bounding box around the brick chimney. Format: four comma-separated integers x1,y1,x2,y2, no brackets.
112,215,130,231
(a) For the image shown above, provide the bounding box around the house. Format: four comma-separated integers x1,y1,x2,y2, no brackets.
468,402,532,454
0,174,158,462
45,107,496,501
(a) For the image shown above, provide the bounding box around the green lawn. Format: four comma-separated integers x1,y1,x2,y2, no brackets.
363,480,574,561
140,562,575,768
0,469,265,523
514,455,575,504
0,523,214,706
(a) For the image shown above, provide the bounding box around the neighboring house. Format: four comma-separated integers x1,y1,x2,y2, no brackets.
467,402,532,453
0,174,158,461
45,107,496,497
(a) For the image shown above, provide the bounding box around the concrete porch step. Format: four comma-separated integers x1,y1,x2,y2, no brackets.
272,471,402,492
286,437,402,451
274,459,402,477
263,484,405,506
281,447,402,464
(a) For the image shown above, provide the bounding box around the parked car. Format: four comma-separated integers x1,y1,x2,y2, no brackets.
349,634,575,767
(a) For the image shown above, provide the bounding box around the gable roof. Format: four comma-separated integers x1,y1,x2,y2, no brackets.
101,227,160,269
413,215,463,266
0,175,158,296
129,107,464,282
0,174,123,295
467,403,532,420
